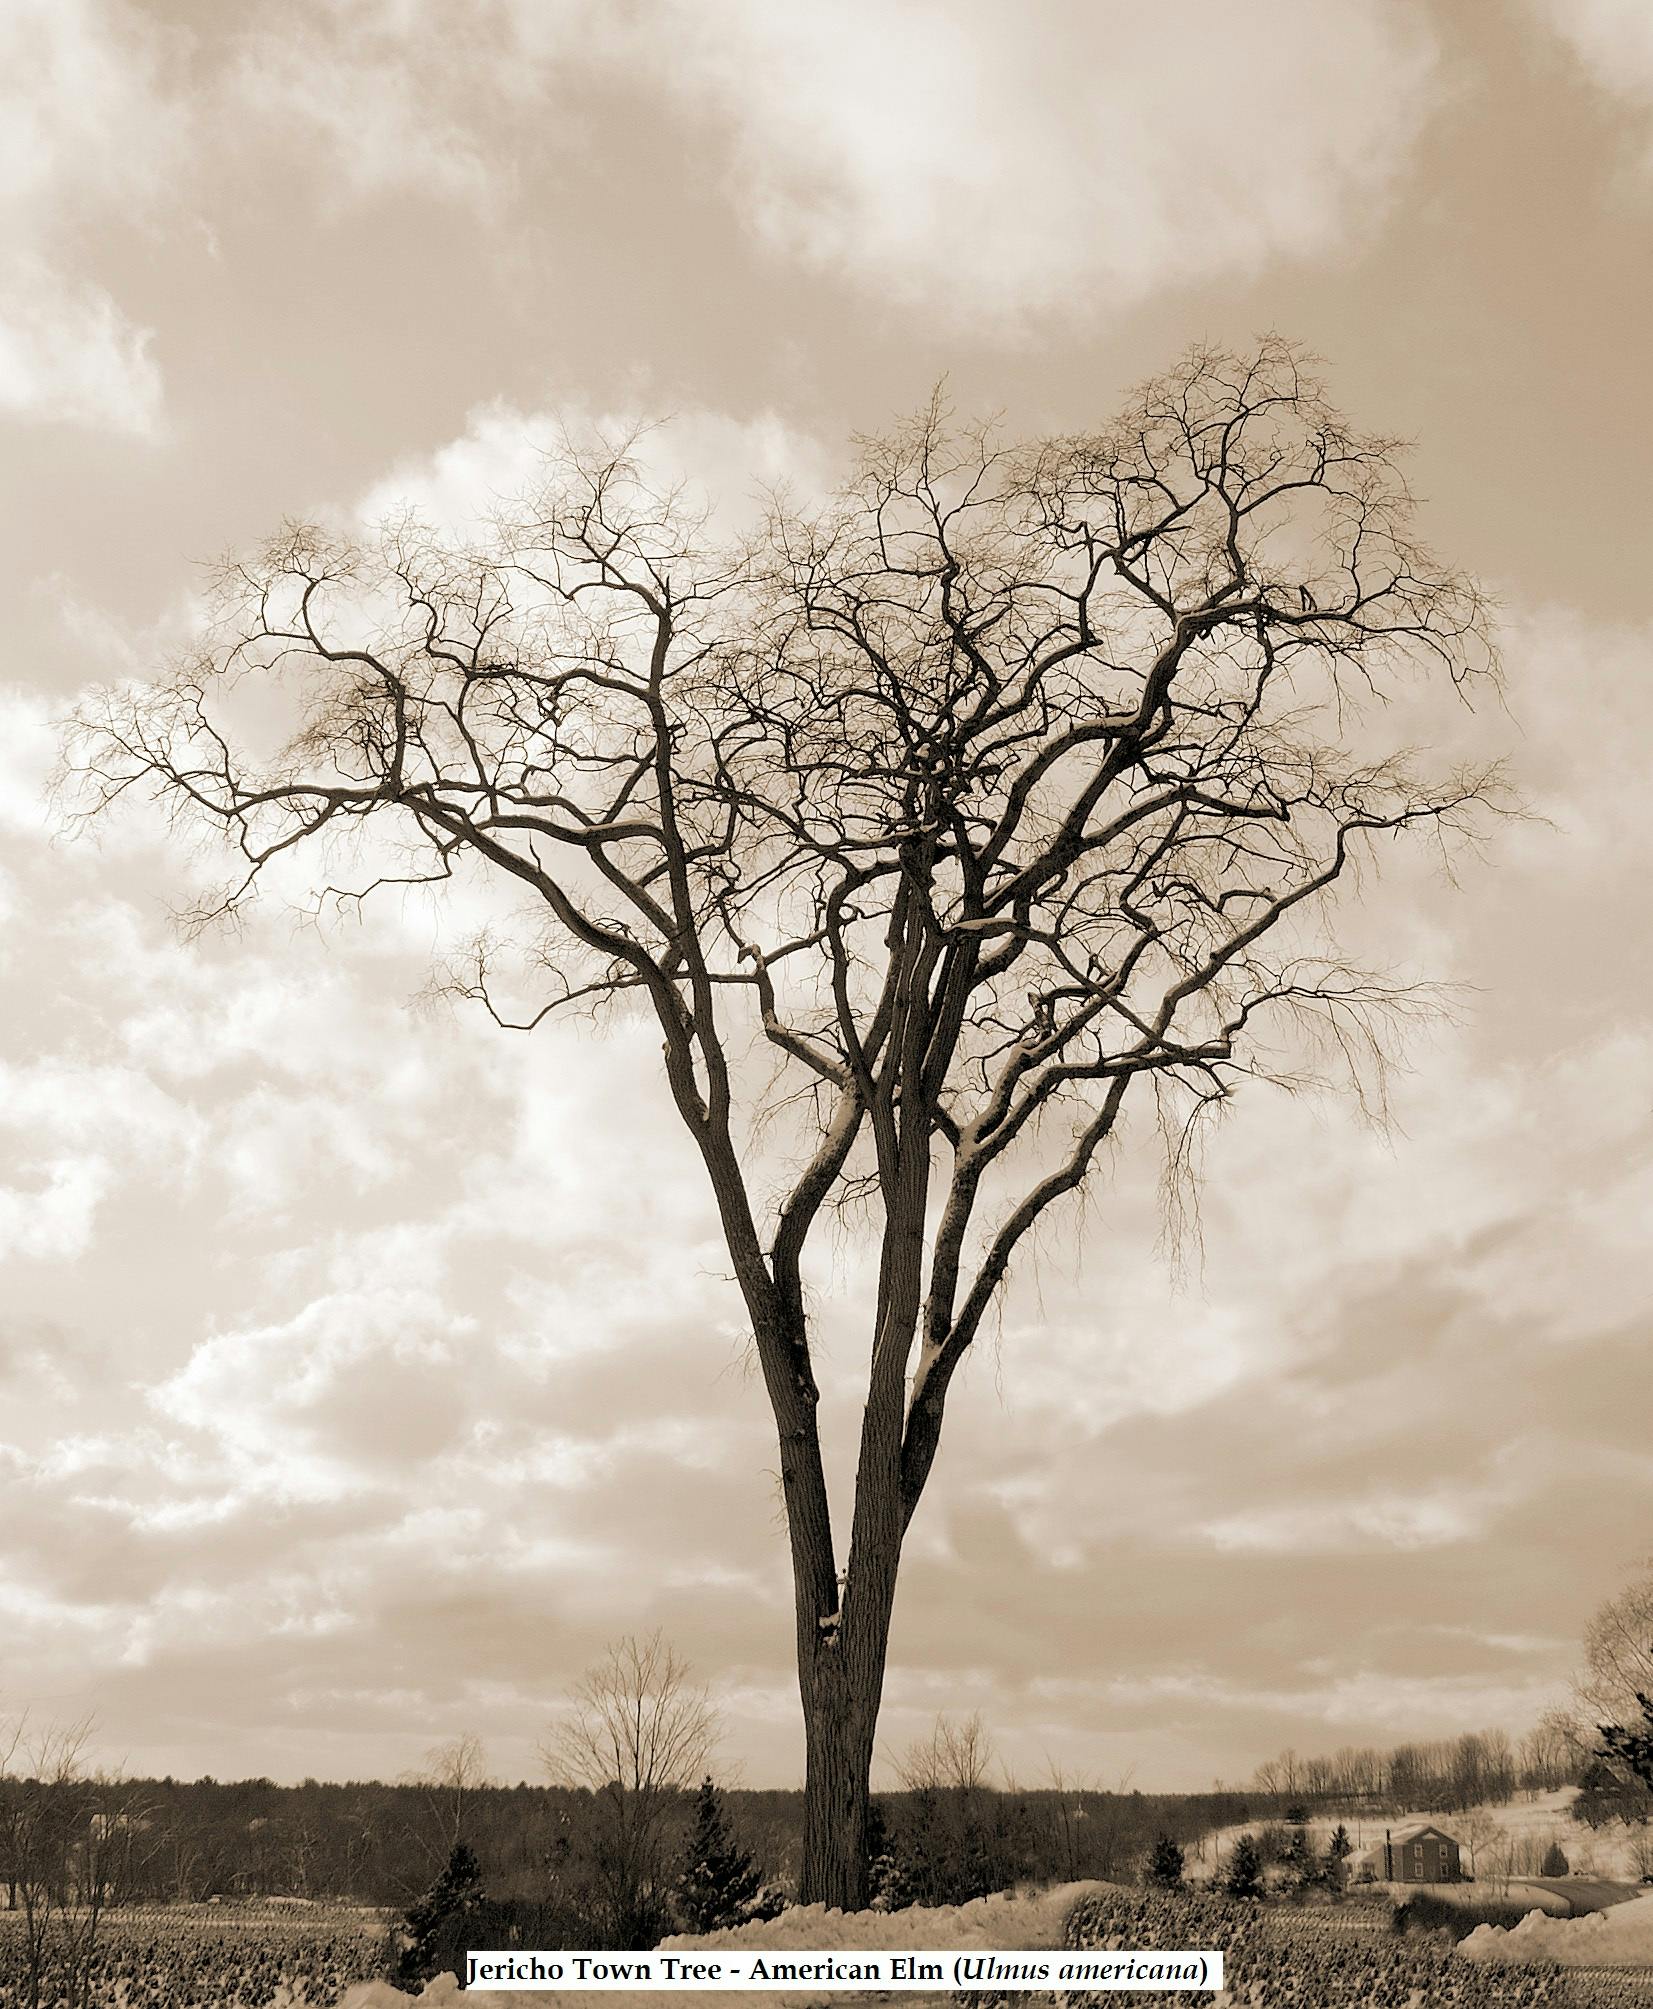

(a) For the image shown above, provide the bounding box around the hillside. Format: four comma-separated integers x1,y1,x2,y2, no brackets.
1191,1787,1653,1890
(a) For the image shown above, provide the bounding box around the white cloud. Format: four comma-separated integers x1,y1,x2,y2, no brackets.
645,0,1440,325
0,260,162,435
221,0,1440,330
357,399,835,540
0,1,180,434
0,1058,203,1260
0,1156,111,1262
1528,0,1653,156
228,9,500,211
1202,1480,1517,1556
0,685,57,837
150,1287,477,1492
0,0,182,216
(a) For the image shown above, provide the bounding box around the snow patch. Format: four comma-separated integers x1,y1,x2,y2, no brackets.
336,1882,1105,2008
1459,1891,1653,1965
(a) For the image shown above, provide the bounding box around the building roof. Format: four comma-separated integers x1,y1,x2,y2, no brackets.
1388,1823,1460,1845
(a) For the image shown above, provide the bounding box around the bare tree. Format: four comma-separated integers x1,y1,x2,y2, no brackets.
71,338,1502,1906
543,1631,719,1942
1576,1563,1653,1732
1520,1708,1589,1797
1460,1811,1512,1894
0,1716,142,2009
1030,1754,1147,1886
893,1711,995,1795
1253,1749,1303,1801
402,1733,491,1870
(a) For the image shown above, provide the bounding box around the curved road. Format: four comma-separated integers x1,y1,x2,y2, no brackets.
1511,1876,1646,1915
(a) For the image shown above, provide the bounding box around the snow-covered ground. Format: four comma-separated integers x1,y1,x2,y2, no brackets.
332,1874,1653,2008
337,1883,1102,2009
1460,1892,1653,1965
1191,1787,1653,1886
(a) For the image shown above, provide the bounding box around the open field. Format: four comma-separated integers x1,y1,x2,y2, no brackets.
0,1901,389,2009
341,1880,1653,2009
6,1844,1653,2006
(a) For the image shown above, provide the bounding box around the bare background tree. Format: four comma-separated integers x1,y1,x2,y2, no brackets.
543,1631,719,1943
1520,1710,1592,1799
1035,1755,1103,1886
399,1733,491,1880
1575,1561,1653,1734
73,337,1502,1905
893,1712,996,1796
0,1718,150,2009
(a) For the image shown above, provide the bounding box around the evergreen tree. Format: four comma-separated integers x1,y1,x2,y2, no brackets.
672,1778,765,1934
1323,1824,1354,1895
1573,1755,1632,1829
1145,1835,1185,1889
1280,1821,1316,1894
1222,1834,1265,1902
1540,1842,1570,1877
394,1841,486,1989
1599,1688,1653,1792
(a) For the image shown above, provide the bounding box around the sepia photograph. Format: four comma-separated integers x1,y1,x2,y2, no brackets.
3,3,1652,2004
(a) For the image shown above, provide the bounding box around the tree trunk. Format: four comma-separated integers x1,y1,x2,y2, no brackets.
797,1534,907,1910
793,1320,911,1907
799,1658,880,1910
758,1086,930,1909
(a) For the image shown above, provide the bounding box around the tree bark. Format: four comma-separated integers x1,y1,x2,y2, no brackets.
795,1503,905,1908
793,1202,923,1905
798,1654,880,1910
787,990,937,1908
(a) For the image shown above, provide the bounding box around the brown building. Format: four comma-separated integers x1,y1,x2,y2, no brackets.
1382,1823,1463,1883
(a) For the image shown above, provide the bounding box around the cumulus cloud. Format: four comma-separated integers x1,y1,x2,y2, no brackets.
1201,1480,1521,1557
1528,0,1653,158
151,1288,478,1489
0,259,162,435
356,398,836,541
227,4,510,210
0,685,58,837
0,0,180,433
642,0,1440,325
0,1057,203,1260
217,0,1441,330
0,0,182,213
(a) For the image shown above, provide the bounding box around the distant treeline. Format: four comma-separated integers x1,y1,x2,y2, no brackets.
1247,1711,1592,1814
0,1774,1255,1912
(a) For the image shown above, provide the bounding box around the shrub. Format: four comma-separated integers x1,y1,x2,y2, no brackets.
1539,1843,1569,1877
1391,1891,1542,1938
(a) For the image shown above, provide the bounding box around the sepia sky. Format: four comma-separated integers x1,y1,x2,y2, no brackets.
4,0,1653,1794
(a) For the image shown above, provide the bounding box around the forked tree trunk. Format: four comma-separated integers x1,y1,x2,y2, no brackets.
752,1102,929,1908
